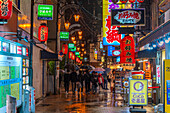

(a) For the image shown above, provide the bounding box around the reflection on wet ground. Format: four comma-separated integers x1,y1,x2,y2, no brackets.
36,89,154,113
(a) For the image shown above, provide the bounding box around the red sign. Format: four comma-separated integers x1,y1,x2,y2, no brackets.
17,46,22,55
105,16,121,44
120,0,127,3
137,0,144,3
26,48,29,56
38,25,48,42
112,50,120,56
0,0,12,20
69,52,73,59
129,0,135,3
71,53,75,60
62,44,68,54
120,36,135,65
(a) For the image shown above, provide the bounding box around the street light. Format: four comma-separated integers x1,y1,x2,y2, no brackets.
71,36,75,41
74,14,80,22
78,31,82,35
64,22,70,30
79,36,82,40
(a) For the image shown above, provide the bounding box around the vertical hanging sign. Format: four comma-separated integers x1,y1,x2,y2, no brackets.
120,36,135,70
38,25,48,42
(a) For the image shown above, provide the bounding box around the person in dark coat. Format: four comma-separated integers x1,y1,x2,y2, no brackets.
84,70,91,93
71,70,77,94
64,70,71,94
91,71,98,94
78,71,85,93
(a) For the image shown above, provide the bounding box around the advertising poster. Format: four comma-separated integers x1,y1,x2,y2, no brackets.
164,60,170,112
0,55,22,112
156,65,161,84
129,79,148,105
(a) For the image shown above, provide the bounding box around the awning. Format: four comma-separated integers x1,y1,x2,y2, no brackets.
40,50,62,61
139,20,170,48
136,49,157,59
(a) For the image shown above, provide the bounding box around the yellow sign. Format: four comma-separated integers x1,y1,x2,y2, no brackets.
164,59,170,113
129,79,148,105
132,74,143,79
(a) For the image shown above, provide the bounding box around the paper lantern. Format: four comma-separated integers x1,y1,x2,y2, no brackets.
137,0,144,3
71,53,75,60
0,0,12,20
129,0,135,3
62,44,68,54
38,25,48,42
69,52,73,59
120,0,127,3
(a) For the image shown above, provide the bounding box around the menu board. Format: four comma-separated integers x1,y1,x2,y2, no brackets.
0,55,22,112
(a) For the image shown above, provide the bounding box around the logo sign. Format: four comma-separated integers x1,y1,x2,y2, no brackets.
112,50,120,56
0,0,12,21
60,32,69,41
129,79,148,105
156,65,161,84
71,46,76,52
75,52,79,56
111,9,145,26
38,25,48,42
68,43,74,49
38,5,53,20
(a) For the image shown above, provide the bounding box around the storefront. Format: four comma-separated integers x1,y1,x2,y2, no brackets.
0,36,29,112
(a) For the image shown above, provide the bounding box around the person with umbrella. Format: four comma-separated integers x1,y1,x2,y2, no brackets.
98,74,104,92
71,69,77,94
64,69,71,94
84,70,91,94
91,71,98,94
102,71,109,90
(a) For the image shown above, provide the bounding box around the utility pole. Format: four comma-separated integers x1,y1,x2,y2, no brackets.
29,0,34,86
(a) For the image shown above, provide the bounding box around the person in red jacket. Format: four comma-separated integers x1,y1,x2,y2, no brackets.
98,74,104,92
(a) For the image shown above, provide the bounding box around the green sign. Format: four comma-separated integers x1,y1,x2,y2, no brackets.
68,43,74,49
78,55,80,58
71,47,76,52
80,57,83,60
75,52,79,56
60,32,69,41
38,5,53,20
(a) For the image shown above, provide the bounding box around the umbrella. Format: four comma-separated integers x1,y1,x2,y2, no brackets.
89,65,95,70
93,68,105,72
105,68,111,73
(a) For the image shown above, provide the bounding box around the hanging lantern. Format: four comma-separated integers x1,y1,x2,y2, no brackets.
73,40,76,44
71,53,75,60
74,14,80,22
84,51,86,54
137,0,144,3
82,48,84,52
81,43,84,47
71,37,75,41
81,54,83,57
62,44,68,54
69,52,73,59
77,47,80,51
64,22,70,30
78,31,82,35
80,61,82,65
120,0,127,3
0,0,12,24
129,0,135,3
38,24,48,42
79,36,82,40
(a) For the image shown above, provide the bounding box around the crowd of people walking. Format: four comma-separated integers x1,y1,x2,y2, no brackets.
63,69,114,94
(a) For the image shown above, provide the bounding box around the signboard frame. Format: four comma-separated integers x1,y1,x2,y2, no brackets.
111,8,145,26
129,79,148,106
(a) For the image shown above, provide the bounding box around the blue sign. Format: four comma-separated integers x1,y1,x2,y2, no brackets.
167,80,170,104
116,56,120,62
100,41,103,49
108,46,115,56
103,34,125,46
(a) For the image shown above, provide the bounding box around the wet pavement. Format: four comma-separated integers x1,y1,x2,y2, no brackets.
36,86,154,113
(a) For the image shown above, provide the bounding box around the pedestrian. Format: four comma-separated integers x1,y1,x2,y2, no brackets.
71,70,77,94
91,71,98,94
78,71,85,93
98,74,104,92
102,71,108,90
84,70,91,94
59,72,62,88
64,69,71,94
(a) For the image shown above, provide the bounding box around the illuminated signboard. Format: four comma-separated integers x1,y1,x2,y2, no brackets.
116,56,120,62
129,79,148,105
60,32,69,41
37,5,53,20
108,46,115,56
71,47,76,52
68,43,74,49
103,0,121,46
38,25,48,42
120,36,135,69
75,52,79,56
156,65,161,84
111,9,145,26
